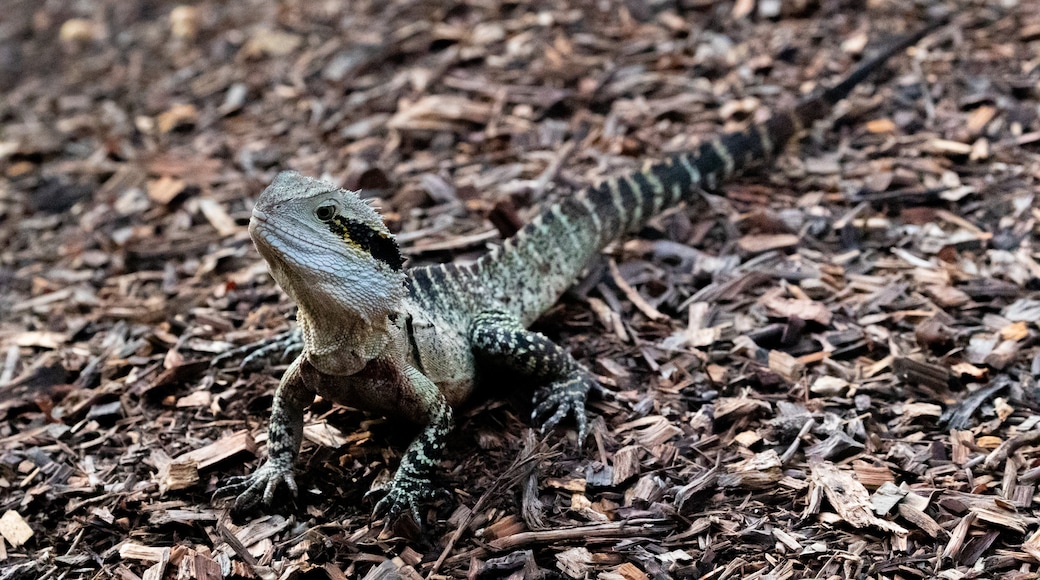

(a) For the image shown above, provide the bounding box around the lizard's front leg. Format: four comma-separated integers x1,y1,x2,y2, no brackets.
469,310,598,441
215,355,314,510
369,365,454,523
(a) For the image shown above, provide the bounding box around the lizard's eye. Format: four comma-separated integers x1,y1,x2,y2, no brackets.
315,204,337,222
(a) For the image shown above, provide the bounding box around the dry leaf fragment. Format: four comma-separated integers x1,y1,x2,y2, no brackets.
969,138,990,161
734,430,761,447
810,461,907,534
147,176,186,205
388,95,493,130
869,481,907,516
923,285,970,308
1000,321,1029,341
761,293,832,325
731,0,754,19
241,29,302,58
719,450,782,489
173,430,257,470
303,421,349,448
926,139,972,156
119,543,170,562
865,118,897,133
768,350,804,381
59,19,100,43
737,233,799,255
898,402,943,419
950,362,988,381
810,376,849,396
156,103,198,133
1024,527,1040,562
841,30,869,55
0,510,34,546
157,460,199,494
966,105,996,135
555,546,593,578
196,197,237,236
169,5,199,39
614,562,650,580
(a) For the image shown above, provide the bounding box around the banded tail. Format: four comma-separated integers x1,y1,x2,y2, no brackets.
409,19,946,325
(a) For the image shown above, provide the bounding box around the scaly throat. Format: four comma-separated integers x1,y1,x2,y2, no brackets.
297,305,394,376
267,249,406,376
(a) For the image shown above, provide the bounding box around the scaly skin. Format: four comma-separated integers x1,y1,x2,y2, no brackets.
215,21,945,525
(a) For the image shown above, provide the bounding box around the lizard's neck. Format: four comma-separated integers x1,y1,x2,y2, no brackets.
297,306,394,375
260,244,407,375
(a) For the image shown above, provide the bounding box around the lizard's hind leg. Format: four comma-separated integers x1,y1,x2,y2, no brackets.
211,327,303,371
469,310,598,441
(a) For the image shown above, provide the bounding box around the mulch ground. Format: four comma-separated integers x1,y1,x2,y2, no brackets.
2,0,1040,578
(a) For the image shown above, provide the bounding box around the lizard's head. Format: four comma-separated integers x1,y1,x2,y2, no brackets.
249,171,406,324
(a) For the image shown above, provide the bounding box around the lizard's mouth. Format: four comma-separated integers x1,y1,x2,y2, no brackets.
251,208,270,224
248,209,277,249
248,209,344,271
250,209,306,259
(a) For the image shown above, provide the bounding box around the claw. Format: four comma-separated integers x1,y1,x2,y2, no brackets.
214,461,298,512
211,328,303,371
531,373,594,443
366,470,449,528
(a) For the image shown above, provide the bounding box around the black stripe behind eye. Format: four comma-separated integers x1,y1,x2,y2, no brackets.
326,216,404,271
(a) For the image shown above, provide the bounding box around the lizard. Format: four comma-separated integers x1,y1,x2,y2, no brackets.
214,19,946,524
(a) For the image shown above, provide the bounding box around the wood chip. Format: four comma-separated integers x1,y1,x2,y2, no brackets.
611,445,642,485
196,197,238,237
172,430,257,470
809,461,907,535
119,543,170,563
0,510,34,547
608,260,667,321
736,233,799,255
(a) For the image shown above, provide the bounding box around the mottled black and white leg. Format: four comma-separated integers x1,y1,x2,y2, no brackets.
211,327,303,371
469,310,597,441
214,355,313,510
367,365,455,525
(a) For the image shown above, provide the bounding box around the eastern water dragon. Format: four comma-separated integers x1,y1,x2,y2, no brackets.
214,17,948,524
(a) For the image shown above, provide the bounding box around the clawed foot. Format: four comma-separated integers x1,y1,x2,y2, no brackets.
365,470,451,528
211,328,303,371
214,461,298,512
532,372,598,442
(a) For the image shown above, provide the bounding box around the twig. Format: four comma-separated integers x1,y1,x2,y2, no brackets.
487,518,674,551
0,344,19,387
608,259,668,321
